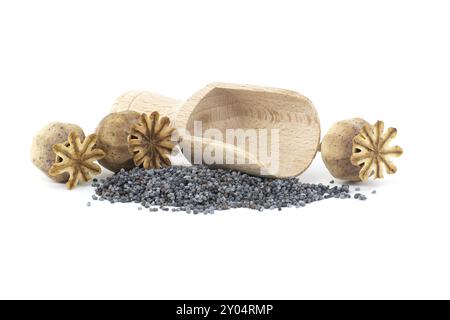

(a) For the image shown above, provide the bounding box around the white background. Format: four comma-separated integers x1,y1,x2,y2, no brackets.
0,0,449,299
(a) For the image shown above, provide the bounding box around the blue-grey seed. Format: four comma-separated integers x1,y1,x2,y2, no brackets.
91,165,361,214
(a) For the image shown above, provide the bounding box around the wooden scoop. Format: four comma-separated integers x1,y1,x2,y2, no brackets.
112,83,320,178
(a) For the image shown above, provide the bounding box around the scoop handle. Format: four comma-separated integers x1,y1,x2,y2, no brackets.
111,90,183,125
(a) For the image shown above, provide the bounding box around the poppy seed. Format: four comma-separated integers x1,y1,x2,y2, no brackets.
92,165,362,214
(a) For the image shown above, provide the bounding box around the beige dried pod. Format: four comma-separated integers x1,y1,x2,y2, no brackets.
350,120,403,181
321,118,403,181
49,131,106,189
128,112,177,169
31,122,85,182
95,111,141,172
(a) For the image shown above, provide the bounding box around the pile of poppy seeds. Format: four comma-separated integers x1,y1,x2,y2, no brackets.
90,165,370,213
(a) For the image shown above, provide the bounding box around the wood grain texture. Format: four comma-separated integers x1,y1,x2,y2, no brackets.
111,83,321,178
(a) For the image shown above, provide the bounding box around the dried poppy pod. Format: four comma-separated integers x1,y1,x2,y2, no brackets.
30,122,85,182
112,83,321,178
95,111,141,172
49,131,105,189
321,118,403,182
128,111,177,169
